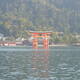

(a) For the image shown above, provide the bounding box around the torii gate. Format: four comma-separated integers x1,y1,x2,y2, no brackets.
30,31,52,49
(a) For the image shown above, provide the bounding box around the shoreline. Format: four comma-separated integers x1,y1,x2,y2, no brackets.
49,43,68,47
0,43,80,47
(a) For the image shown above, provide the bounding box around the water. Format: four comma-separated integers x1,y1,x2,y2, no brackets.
0,46,80,80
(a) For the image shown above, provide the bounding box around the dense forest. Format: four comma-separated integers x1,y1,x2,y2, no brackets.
0,0,80,39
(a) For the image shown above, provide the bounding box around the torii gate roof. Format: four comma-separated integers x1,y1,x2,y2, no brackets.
29,31,52,34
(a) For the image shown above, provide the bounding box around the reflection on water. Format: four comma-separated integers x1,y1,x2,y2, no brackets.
0,47,80,80
31,50,49,79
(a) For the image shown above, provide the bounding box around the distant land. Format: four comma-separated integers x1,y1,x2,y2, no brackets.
0,0,80,43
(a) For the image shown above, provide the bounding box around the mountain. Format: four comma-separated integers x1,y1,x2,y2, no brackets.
0,0,80,37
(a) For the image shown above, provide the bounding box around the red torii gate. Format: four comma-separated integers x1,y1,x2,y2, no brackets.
30,31,52,49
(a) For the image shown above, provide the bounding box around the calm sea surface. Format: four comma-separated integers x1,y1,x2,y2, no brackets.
0,46,80,80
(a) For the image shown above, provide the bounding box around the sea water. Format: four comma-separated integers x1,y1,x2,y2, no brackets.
0,46,80,80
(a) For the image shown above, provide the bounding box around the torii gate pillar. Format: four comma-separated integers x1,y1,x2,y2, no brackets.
30,31,52,49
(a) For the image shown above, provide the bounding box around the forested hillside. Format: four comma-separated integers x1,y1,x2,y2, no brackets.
0,0,80,38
